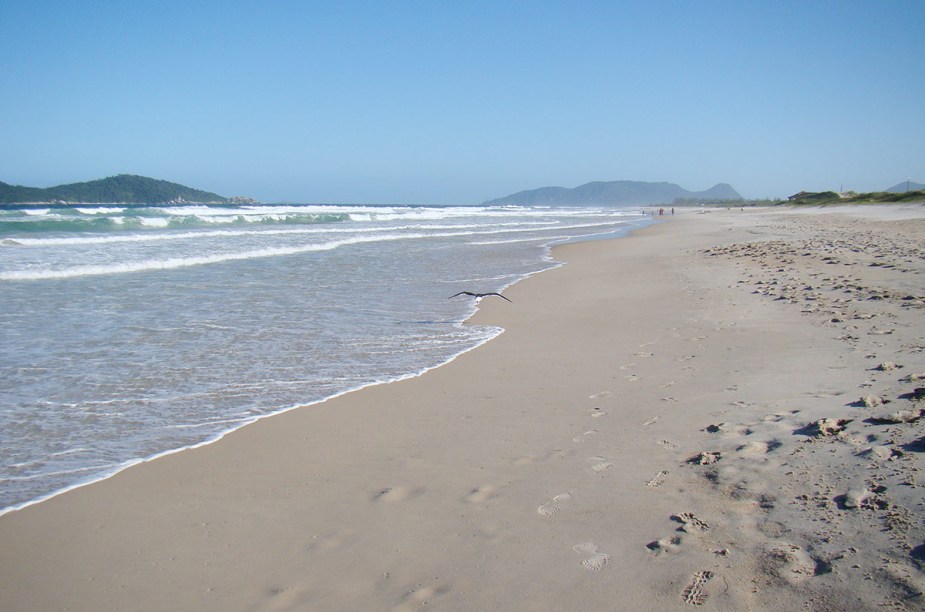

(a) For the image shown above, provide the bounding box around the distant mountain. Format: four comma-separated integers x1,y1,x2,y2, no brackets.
0,174,235,205
483,180,742,206
885,180,925,193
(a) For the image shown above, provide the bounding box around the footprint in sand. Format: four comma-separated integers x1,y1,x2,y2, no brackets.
687,451,722,465
537,493,573,517
465,485,499,504
736,439,782,456
263,585,313,610
645,535,682,556
703,423,752,436
761,409,801,423
658,439,679,450
681,570,715,606
587,456,614,472
643,416,661,427
512,448,569,465
762,543,827,584
371,486,424,503
646,470,669,487
671,512,710,533
572,430,597,443
589,407,608,418
589,391,613,400
573,542,611,571
393,583,451,612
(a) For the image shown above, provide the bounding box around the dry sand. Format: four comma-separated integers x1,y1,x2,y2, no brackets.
1,205,924,611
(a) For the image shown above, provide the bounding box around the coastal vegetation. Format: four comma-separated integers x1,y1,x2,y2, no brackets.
783,190,925,206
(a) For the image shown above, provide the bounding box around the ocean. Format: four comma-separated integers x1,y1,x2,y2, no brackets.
0,203,649,513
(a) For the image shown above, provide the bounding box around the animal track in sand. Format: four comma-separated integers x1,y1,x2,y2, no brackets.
588,456,614,472
681,570,715,606
625,374,641,382
672,513,710,533
573,542,611,571
589,391,613,399
572,430,597,443
643,416,661,427
658,439,679,449
537,493,573,516
589,407,608,418
646,470,669,487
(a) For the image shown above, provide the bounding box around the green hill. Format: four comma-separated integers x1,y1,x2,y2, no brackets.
0,174,229,205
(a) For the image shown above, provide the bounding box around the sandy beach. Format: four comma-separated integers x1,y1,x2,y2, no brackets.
2,205,924,611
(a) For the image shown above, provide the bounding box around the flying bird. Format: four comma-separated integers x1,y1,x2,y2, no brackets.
448,291,512,302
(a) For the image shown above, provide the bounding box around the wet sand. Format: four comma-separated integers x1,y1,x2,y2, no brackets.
1,204,923,610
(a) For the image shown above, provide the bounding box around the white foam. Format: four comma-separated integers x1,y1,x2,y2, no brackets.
0,221,633,280
75,207,126,214
138,217,169,227
0,232,428,280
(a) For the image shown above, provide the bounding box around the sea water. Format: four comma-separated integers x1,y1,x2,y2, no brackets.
0,203,649,513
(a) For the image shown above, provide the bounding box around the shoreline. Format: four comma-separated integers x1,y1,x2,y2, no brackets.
1,205,923,610
0,215,650,518
0,323,508,519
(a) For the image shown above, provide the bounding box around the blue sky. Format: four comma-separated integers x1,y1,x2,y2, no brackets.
1,1,922,204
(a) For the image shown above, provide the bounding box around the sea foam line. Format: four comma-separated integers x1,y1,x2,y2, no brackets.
0,222,626,281
1,220,553,247
0,232,429,280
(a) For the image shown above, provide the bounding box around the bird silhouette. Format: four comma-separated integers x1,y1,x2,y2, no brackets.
448,291,512,302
